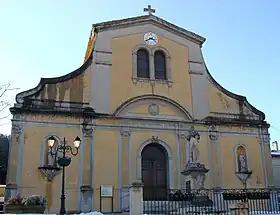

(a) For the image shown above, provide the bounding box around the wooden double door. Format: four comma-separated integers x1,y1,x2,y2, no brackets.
141,143,168,200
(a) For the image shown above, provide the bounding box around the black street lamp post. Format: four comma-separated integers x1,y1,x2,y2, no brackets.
48,136,81,215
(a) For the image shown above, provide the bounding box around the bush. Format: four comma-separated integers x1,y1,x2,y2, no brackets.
7,193,47,206
0,187,4,197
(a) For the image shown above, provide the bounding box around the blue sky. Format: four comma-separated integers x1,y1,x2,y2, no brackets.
0,0,279,142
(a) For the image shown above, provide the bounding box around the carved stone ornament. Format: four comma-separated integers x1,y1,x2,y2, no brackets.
82,124,94,137
209,125,219,141
38,166,61,181
217,92,230,109
150,80,156,87
151,136,159,143
177,132,187,140
12,123,23,134
121,129,131,137
148,103,160,116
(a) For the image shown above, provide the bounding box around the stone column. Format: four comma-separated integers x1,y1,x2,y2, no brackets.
129,182,143,215
208,125,222,188
5,120,24,200
80,117,94,212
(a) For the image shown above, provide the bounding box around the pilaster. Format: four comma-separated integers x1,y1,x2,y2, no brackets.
208,125,222,188
258,127,271,187
118,128,131,211
80,117,95,212
120,129,132,186
176,132,188,189
5,119,24,199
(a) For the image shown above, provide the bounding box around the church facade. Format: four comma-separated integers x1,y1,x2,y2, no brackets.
6,8,272,213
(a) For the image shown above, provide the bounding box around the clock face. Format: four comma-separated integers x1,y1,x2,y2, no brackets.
144,32,158,46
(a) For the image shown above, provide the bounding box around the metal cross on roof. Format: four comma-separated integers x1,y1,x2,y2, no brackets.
144,5,155,15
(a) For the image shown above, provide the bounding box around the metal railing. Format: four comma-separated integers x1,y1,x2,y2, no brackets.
143,188,280,214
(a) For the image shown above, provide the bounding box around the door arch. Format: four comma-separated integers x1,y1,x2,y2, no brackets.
141,143,168,200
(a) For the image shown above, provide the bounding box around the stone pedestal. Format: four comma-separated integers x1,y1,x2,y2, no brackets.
129,182,143,215
229,202,249,215
80,185,93,213
181,162,209,189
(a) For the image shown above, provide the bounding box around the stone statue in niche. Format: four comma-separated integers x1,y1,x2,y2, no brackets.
238,152,247,172
188,131,200,163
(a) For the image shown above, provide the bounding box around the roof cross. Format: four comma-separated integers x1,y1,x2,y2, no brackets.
144,5,155,15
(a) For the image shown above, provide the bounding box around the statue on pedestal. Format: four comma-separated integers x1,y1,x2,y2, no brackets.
189,130,200,163
181,129,209,190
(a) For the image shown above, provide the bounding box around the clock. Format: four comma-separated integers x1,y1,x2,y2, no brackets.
144,32,158,46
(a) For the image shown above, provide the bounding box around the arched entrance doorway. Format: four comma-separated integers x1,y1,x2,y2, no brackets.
141,143,168,200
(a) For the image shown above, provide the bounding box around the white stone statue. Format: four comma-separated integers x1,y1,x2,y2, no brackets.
189,131,200,163
238,152,247,172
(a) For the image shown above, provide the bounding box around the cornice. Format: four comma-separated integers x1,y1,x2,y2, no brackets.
93,14,205,46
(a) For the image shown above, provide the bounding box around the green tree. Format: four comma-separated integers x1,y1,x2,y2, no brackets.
0,134,10,184
0,83,18,184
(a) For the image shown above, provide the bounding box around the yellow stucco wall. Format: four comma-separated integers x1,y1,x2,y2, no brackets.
15,112,270,213
208,80,239,114
219,135,265,188
110,33,192,114
20,125,81,213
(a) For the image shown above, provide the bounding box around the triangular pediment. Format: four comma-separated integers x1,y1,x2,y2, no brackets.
93,14,205,46
114,95,192,121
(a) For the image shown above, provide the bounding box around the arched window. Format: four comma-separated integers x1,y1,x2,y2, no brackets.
154,51,167,80
137,49,150,78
